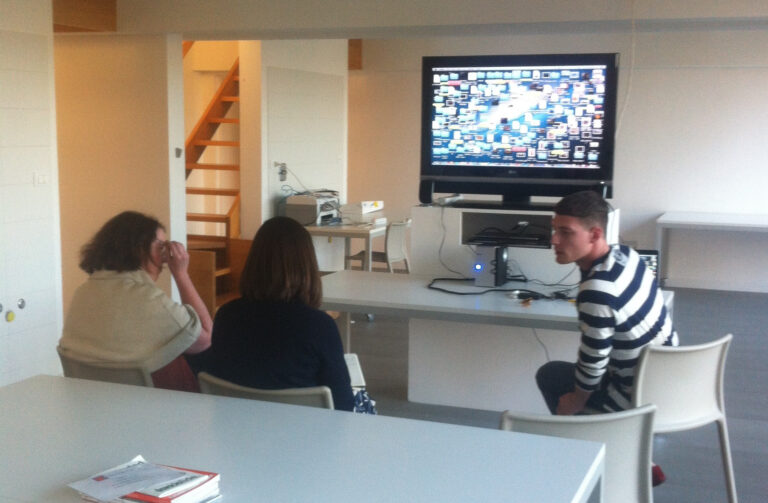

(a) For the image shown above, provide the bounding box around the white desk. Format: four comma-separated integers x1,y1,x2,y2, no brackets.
307,223,387,271
322,270,581,331
322,271,581,411
322,271,673,412
0,375,604,503
655,211,768,286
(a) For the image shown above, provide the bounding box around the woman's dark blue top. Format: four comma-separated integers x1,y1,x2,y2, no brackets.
202,297,354,411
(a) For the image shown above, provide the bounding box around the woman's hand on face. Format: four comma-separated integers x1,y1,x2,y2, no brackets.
166,241,190,277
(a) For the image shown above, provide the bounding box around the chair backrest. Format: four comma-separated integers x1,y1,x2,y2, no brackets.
198,372,334,409
632,334,732,433
501,404,656,503
57,346,154,387
384,218,412,264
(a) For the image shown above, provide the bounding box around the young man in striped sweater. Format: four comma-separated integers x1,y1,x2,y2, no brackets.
536,190,678,416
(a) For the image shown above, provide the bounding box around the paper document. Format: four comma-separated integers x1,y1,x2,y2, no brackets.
344,353,366,388
68,455,193,502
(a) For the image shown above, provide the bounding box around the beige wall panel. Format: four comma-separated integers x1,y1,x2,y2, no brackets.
55,34,173,312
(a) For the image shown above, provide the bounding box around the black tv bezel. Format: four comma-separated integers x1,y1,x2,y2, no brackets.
420,52,619,205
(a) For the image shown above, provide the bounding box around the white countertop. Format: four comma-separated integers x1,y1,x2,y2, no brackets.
0,375,604,503
322,270,583,331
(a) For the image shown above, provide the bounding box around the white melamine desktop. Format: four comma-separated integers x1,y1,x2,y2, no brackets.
655,211,768,289
0,375,604,503
322,270,673,413
322,270,581,331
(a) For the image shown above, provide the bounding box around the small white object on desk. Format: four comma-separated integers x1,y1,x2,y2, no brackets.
341,201,384,217
344,353,366,389
360,200,384,213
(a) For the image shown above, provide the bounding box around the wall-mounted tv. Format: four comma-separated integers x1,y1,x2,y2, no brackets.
419,53,619,207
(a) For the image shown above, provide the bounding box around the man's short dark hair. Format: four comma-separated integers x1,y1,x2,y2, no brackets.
79,211,164,274
554,190,610,232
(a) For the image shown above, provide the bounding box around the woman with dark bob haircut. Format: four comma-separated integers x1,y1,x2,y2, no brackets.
201,216,355,411
59,211,212,391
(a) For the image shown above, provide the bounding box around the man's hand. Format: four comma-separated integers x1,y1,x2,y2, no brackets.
165,241,190,278
556,389,591,415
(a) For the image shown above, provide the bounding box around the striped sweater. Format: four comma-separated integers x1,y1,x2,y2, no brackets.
576,245,677,411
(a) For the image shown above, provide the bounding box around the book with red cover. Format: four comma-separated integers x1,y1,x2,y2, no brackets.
118,466,220,503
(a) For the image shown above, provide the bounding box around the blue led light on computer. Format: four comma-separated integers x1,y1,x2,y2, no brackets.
473,263,484,272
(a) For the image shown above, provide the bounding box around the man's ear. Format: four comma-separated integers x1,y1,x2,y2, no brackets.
589,226,604,243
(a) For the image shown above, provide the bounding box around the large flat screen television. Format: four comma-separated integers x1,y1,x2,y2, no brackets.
419,52,619,207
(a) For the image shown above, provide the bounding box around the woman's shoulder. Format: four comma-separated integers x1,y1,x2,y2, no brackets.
213,296,252,320
293,302,335,322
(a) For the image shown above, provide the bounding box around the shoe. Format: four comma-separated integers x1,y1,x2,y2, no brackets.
652,464,667,487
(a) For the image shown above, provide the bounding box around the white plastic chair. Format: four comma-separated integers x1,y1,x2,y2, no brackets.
57,346,154,387
347,218,411,273
632,334,737,503
501,404,656,503
198,371,334,409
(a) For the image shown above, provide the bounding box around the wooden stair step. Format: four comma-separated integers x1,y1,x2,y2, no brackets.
193,140,240,147
186,163,240,171
208,117,240,124
221,96,239,102
187,213,229,223
186,187,240,196
214,267,231,277
187,235,228,250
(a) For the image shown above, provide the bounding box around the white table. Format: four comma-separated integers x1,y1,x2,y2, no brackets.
307,223,387,271
321,271,673,412
322,270,581,340
322,271,581,411
0,375,604,503
655,211,768,286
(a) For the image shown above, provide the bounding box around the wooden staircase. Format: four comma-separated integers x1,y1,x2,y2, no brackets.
185,57,242,312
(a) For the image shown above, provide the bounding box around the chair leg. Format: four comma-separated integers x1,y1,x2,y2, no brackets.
716,418,738,503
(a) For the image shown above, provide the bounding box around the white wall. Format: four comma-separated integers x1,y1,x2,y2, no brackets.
0,0,63,385
239,41,262,239
260,40,348,270
260,39,348,216
348,24,768,292
56,34,183,312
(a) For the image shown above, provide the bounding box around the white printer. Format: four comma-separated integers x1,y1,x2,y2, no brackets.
284,192,340,226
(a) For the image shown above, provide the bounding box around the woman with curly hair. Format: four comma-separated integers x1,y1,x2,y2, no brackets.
59,211,212,391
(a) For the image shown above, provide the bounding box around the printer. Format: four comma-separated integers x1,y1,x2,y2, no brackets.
284,192,340,226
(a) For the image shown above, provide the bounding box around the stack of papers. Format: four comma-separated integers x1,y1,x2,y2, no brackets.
69,455,220,503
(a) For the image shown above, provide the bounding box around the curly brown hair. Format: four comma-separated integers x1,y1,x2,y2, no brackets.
240,216,322,308
79,211,164,274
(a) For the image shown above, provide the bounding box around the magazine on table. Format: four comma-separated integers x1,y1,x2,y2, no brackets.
69,455,220,503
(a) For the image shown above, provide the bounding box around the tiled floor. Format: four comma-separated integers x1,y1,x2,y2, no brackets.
350,288,768,502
